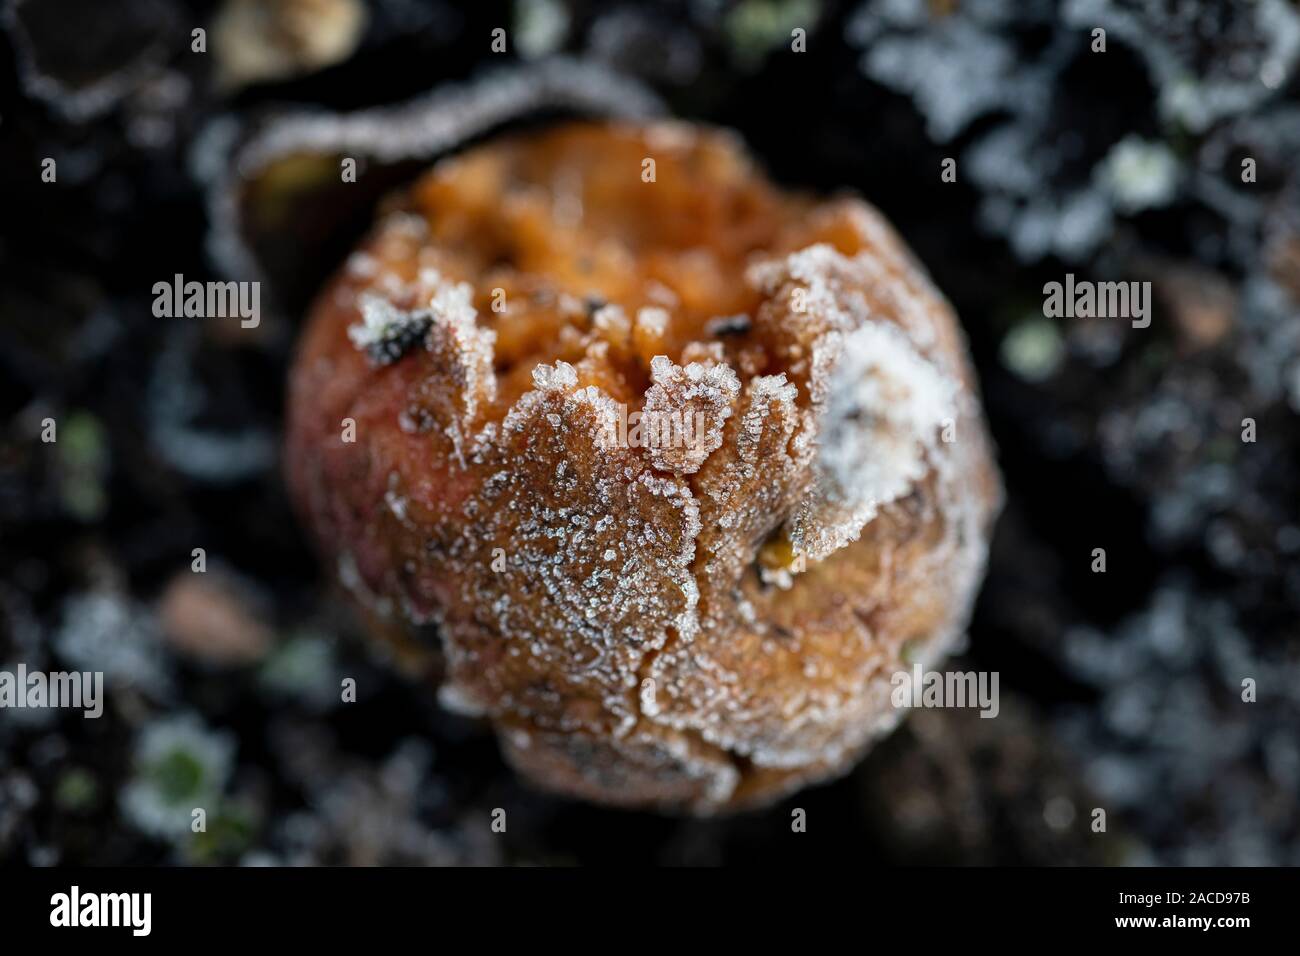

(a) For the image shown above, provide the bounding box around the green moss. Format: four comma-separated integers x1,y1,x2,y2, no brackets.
57,411,108,521
726,0,820,69
188,803,258,864
151,748,208,803
54,767,99,812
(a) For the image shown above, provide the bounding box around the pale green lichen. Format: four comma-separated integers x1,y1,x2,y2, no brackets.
1001,317,1065,383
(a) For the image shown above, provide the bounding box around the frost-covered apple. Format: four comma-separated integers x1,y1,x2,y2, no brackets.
286,122,1002,812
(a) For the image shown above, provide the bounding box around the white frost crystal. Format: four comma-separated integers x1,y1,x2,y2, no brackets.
797,319,958,559
642,355,741,473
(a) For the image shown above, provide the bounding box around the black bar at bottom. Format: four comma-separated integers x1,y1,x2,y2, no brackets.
2,866,1290,942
